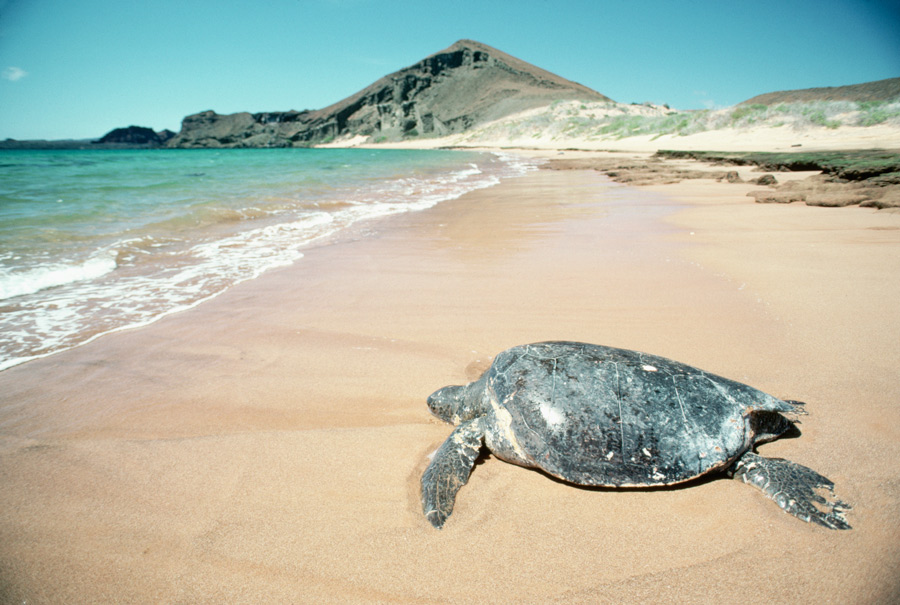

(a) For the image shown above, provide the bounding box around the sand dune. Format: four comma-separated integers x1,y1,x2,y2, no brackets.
359,99,900,153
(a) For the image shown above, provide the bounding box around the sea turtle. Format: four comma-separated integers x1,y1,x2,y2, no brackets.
421,341,850,529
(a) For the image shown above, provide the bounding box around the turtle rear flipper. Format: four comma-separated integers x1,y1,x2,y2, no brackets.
730,452,851,529
421,418,485,529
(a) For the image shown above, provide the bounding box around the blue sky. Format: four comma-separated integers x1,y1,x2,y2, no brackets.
1,0,898,140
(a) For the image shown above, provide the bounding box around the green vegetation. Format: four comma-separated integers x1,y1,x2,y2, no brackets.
586,111,708,140
580,99,896,140
730,104,767,122
801,107,841,129
463,98,899,144
856,100,900,126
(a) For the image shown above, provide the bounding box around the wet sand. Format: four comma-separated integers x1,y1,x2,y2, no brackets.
1,161,899,602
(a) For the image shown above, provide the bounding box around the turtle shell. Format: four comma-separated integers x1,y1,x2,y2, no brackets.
484,341,792,486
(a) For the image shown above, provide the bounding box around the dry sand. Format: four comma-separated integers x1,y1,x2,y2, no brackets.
1,157,899,603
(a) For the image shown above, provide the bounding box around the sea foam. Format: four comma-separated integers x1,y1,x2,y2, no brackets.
0,251,118,300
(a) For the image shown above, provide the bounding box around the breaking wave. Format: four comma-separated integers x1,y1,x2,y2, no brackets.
0,251,118,300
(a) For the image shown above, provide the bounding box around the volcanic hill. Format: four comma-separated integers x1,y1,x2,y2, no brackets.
167,39,610,148
739,76,900,106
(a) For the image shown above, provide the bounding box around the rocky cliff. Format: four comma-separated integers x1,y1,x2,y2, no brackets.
167,39,610,148
95,125,176,146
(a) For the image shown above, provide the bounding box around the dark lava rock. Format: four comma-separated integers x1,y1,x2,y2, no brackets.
96,125,165,145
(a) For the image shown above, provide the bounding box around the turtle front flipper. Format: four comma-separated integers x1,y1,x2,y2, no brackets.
730,452,852,529
421,418,486,529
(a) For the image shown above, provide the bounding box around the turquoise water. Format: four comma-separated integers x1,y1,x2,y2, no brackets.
0,148,537,370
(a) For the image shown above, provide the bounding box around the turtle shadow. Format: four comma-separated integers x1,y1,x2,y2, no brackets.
472,423,803,494
470,450,712,493
530,465,722,493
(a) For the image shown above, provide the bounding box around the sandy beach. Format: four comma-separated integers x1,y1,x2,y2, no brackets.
2,152,899,602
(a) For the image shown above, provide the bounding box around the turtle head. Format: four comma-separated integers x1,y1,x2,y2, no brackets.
427,385,466,424
427,377,488,425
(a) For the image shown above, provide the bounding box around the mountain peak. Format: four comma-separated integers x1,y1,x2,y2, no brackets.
169,41,609,148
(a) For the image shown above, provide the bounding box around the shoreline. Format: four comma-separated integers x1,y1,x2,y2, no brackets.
1,153,899,601
0,148,531,373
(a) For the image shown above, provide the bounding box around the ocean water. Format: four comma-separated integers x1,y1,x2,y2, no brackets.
0,148,537,371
